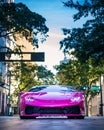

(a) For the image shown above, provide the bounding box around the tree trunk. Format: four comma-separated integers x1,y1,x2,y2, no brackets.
85,97,89,116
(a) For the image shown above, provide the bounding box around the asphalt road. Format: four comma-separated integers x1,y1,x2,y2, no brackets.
0,116,104,130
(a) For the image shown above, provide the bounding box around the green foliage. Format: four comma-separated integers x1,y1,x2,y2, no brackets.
61,0,104,64
55,58,102,96
11,63,55,97
0,2,49,47
63,0,104,21
37,65,55,85
11,63,39,95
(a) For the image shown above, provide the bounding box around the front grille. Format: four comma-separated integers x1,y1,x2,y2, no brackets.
25,105,80,114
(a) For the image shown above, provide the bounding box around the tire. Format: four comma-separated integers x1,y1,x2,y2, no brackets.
67,116,85,119
20,116,36,119
78,116,85,119
20,116,27,119
67,116,75,119
28,116,36,119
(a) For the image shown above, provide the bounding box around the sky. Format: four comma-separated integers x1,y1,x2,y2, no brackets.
15,0,85,73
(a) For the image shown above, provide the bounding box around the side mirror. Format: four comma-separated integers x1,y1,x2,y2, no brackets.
19,92,24,95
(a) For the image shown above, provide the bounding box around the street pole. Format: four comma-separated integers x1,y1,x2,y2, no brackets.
100,74,103,116
7,52,11,116
7,63,11,116
9,70,11,115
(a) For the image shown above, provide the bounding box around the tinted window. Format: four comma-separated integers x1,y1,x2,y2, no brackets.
28,86,47,92
28,85,76,92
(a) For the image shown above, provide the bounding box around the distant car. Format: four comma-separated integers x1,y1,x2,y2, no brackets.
19,85,85,119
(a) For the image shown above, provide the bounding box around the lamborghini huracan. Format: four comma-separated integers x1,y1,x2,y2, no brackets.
19,85,85,119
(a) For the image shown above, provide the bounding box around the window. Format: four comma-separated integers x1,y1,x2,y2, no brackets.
28,85,76,93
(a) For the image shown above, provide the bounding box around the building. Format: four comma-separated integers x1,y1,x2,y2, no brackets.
0,82,9,115
1,0,14,3
0,0,14,115
0,37,10,115
89,76,104,116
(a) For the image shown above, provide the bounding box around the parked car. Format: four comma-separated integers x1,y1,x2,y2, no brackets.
19,85,85,119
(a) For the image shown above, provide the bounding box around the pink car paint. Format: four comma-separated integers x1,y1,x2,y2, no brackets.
19,85,85,119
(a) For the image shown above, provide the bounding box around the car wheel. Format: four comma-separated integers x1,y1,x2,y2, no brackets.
20,116,37,119
28,116,37,119
67,116,75,119
78,116,85,119
20,116,27,119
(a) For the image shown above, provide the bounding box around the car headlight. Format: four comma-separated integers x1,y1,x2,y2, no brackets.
25,97,34,102
71,97,80,102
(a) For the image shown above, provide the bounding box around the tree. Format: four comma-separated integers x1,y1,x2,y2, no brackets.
0,2,49,47
60,0,104,64
55,58,104,115
11,64,55,96
11,62,39,95
37,65,55,85
59,0,104,116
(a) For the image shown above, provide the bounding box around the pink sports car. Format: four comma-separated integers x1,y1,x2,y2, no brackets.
19,85,85,119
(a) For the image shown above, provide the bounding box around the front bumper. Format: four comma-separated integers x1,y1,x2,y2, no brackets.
20,105,85,117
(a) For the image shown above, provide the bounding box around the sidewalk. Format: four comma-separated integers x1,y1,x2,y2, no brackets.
86,116,104,119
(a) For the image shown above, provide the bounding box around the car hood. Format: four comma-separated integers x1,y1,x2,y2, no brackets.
23,91,83,98
21,92,84,106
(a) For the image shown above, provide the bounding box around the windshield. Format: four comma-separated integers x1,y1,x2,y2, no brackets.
28,85,76,93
